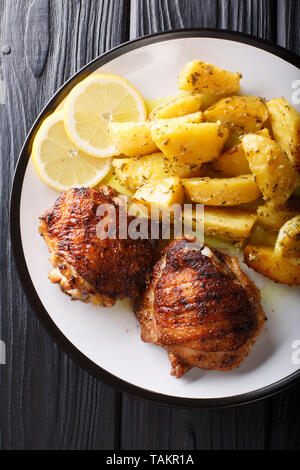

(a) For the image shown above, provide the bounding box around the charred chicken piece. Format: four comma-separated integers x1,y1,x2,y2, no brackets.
135,237,265,377
39,186,155,307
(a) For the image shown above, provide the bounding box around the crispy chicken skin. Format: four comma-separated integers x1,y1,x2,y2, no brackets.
39,186,155,307
135,237,265,377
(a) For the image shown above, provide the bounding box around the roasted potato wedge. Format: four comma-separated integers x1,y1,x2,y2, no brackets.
204,96,268,134
220,127,270,157
127,201,149,219
149,93,202,120
274,215,300,257
257,128,272,139
203,207,257,247
145,96,172,114
155,111,203,125
112,153,203,190
178,60,241,95
182,175,261,206
267,98,300,170
184,206,257,247
257,200,300,232
133,176,184,210
244,245,300,286
151,122,229,165
223,133,241,150
211,144,250,177
199,93,222,109
294,184,300,197
100,170,134,197
238,198,265,212
109,121,158,157
242,134,298,207
248,225,278,247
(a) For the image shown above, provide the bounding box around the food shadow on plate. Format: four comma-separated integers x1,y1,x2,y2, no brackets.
181,324,275,383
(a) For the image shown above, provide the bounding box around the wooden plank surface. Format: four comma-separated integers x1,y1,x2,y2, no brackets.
277,0,300,55
0,0,299,450
130,0,276,39
0,0,129,450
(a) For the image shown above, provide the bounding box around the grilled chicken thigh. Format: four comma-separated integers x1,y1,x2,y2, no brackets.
135,237,265,377
39,186,155,307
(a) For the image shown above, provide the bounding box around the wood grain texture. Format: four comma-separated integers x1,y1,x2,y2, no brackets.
120,395,268,450
219,0,275,39
130,0,219,38
25,0,50,77
277,0,300,55
130,0,276,39
0,0,129,450
264,382,300,450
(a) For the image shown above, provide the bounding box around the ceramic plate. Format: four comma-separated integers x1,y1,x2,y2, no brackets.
10,30,300,407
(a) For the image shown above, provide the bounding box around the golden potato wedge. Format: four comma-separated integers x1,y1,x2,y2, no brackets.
182,175,261,206
267,98,300,169
294,183,300,198
238,198,265,212
100,170,134,197
196,92,237,111
223,133,241,150
127,201,152,221
211,144,250,177
112,153,204,190
220,128,270,156
204,96,268,134
248,225,278,247
155,111,203,125
204,207,257,247
149,93,202,120
242,134,298,207
145,96,172,114
109,121,158,157
257,128,272,139
244,245,300,286
133,176,184,211
178,60,241,95
151,122,229,165
274,215,300,257
184,206,256,247
199,93,221,109
257,200,300,232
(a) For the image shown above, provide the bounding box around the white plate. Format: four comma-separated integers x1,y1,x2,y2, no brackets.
11,31,300,407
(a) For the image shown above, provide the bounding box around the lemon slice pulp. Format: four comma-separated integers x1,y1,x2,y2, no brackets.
32,111,111,191
64,74,147,158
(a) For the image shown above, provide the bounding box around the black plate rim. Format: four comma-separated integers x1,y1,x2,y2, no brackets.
10,28,300,409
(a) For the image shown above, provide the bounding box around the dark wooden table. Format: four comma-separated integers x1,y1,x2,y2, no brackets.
1,0,300,450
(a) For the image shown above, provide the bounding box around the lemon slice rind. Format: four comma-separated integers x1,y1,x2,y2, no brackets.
32,111,112,191
63,74,147,158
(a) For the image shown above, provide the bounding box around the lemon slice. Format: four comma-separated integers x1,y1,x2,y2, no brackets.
64,74,147,158
32,111,111,191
